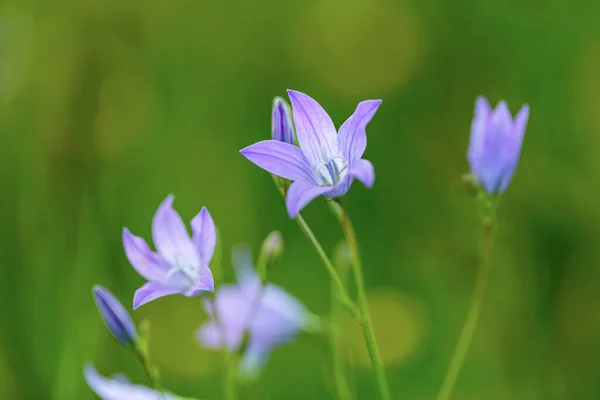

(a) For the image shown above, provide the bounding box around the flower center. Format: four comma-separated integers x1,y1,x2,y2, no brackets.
165,253,200,286
316,145,348,186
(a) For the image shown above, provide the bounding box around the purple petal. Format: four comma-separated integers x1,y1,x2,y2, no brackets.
467,96,491,168
83,365,175,400
251,283,308,346
239,342,271,380
152,195,200,268
338,100,382,165
496,104,529,193
285,180,331,218
122,228,170,282
350,159,375,188
513,104,529,147
196,321,223,349
184,266,215,296
240,140,315,183
231,245,261,288
133,282,180,309
213,285,254,351
287,90,339,167
191,207,216,266
272,97,295,144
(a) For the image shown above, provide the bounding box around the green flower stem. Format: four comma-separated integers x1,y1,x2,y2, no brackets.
135,320,161,390
328,200,391,400
223,352,238,400
330,241,354,400
273,178,361,322
436,213,496,400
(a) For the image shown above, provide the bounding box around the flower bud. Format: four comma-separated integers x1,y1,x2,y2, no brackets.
467,96,529,195
93,285,138,346
260,231,283,266
271,97,295,145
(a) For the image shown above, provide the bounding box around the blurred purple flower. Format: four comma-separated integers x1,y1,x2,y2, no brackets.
123,195,215,309
467,96,530,194
84,365,176,400
93,285,137,346
196,247,311,378
272,96,295,145
240,90,381,217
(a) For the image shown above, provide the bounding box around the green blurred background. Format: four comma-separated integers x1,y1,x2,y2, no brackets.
2,0,600,398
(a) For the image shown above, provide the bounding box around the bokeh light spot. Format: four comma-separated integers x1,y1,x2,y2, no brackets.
342,288,427,368
290,0,424,98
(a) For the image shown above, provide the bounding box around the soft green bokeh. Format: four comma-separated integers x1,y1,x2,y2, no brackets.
1,0,600,398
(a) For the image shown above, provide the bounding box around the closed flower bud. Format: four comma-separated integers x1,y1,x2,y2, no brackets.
271,96,295,145
92,285,138,346
260,230,283,265
467,96,529,195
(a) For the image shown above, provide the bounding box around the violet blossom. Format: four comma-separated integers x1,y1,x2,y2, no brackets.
240,90,381,217
196,247,313,378
122,195,215,309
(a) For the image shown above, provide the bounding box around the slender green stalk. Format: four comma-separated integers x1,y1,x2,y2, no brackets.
295,213,361,321
135,320,161,389
224,353,238,400
272,178,360,322
330,242,354,400
330,201,391,400
436,217,495,400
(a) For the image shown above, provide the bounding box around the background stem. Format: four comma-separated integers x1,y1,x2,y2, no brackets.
333,201,392,400
330,241,354,400
435,218,495,400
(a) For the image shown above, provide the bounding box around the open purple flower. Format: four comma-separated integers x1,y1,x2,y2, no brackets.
123,195,215,309
240,90,381,217
84,365,176,400
467,96,529,194
196,247,312,378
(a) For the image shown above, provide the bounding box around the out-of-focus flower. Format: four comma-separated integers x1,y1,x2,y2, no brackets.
272,96,295,145
467,96,529,194
83,365,176,400
196,247,311,378
240,90,381,217
92,285,138,346
122,195,215,309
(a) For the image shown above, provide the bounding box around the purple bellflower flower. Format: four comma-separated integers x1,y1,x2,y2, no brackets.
467,96,529,195
84,365,176,400
196,247,312,378
92,285,138,346
240,90,381,217
122,195,215,309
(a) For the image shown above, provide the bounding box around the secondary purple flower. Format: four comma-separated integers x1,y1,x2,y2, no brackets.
467,96,529,194
93,285,138,346
123,195,215,309
240,90,381,217
84,365,176,400
196,247,312,378
272,96,294,144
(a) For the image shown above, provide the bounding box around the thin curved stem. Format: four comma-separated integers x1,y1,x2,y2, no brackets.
273,178,360,322
330,242,354,400
294,214,362,322
436,219,495,400
331,201,391,400
223,353,238,400
135,320,161,390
